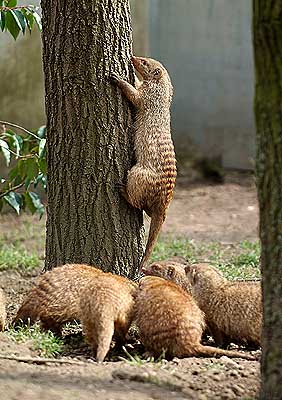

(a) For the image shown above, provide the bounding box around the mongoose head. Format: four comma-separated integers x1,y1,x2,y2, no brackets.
185,263,226,290
132,56,173,99
132,56,167,81
141,258,191,292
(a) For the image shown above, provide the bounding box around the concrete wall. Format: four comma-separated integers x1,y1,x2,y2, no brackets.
0,13,45,130
0,1,255,170
148,0,255,169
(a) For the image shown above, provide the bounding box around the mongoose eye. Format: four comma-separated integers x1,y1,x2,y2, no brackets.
168,267,174,278
141,60,147,66
153,68,161,76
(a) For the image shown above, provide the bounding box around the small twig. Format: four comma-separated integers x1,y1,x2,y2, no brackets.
0,5,37,11
0,143,36,160
0,181,26,199
0,120,41,140
0,354,86,365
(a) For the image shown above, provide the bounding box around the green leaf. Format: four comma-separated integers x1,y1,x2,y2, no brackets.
26,158,39,180
28,191,44,218
7,0,17,6
23,192,36,214
37,126,46,138
38,158,46,175
0,11,5,32
5,10,20,40
13,134,23,155
3,192,22,214
38,138,46,158
0,139,11,166
13,10,26,33
10,10,24,32
24,177,31,189
17,159,27,179
22,10,34,33
31,10,41,31
34,173,47,190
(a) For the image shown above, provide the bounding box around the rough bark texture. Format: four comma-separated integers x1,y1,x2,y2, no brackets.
253,1,282,398
41,0,144,279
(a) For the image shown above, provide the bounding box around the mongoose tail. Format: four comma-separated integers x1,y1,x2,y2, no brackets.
193,344,256,360
139,212,165,271
96,319,115,363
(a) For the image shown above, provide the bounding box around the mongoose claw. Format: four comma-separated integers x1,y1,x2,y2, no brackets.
115,181,126,189
109,73,121,85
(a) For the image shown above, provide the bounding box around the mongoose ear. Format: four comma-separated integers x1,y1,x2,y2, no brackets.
184,265,190,274
151,263,162,272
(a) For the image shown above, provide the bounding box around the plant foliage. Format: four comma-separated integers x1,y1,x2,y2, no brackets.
0,0,41,39
0,122,46,216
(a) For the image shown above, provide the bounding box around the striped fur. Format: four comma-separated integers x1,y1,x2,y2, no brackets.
112,56,177,270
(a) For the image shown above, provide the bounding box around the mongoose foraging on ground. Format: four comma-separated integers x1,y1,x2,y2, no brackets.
0,289,6,331
185,263,262,348
79,274,137,362
13,264,103,334
141,257,192,293
111,56,177,270
134,276,256,360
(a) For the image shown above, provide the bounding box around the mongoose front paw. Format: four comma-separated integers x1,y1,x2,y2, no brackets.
109,73,121,85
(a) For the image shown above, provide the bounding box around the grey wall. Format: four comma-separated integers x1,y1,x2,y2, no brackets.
0,29,45,130
148,0,255,169
0,1,255,170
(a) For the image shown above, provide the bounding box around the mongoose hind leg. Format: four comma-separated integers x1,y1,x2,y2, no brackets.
126,165,157,210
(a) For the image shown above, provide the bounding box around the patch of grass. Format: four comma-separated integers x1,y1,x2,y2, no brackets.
0,244,41,271
152,237,261,280
119,346,166,365
151,238,198,263
7,324,64,358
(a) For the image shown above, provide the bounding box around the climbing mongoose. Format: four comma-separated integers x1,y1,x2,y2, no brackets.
141,257,192,293
79,274,137,362
134,276,255,360
185,263,262,347
0,289,6,331
111,56,177,270
13,264,103,334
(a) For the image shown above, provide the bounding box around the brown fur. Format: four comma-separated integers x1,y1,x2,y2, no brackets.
79,274,137,362
185,263,262,347
111,56,177,270
13,264,103,334
135,276,255,360
141,257,192,293
0,289,6,331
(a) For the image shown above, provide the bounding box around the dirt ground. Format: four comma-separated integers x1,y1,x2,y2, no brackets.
0,172,260,400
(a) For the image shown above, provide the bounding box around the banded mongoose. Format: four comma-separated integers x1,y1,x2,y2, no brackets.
141,257,192,293
0,288,6,331
79,274,137,362
13,264,103,334
134,276,255,360
111,56,177,270
185,263,262,347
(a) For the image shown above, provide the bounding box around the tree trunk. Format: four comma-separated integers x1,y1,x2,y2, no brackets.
253,1,282,398
41,0,144,279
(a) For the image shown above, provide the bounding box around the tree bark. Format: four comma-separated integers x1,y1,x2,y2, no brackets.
253,1,282,398
41,0,144,279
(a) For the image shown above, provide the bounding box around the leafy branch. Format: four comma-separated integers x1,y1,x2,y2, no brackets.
0,122,46,216
0,0,41,39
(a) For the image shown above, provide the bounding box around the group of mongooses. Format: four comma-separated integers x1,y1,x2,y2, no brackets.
1,57,261,363
10,260,261,362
